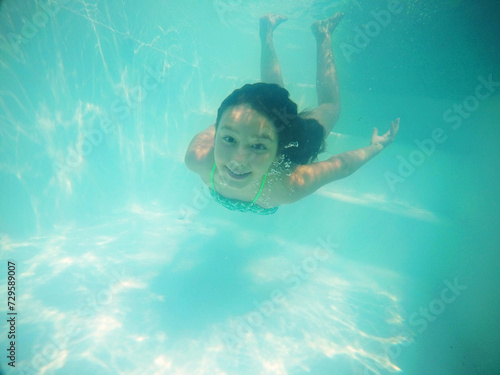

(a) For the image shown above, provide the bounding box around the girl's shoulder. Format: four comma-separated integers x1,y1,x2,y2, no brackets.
265,160,328,206
261,163,303,207
185,126,215,178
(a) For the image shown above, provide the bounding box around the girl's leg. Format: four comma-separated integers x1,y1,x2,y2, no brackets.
308,13,344,138
259,14,288,87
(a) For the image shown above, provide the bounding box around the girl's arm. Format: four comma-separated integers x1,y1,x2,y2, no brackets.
286,118,399,202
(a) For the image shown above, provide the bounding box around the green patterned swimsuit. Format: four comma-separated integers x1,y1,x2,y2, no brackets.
209,163,278,215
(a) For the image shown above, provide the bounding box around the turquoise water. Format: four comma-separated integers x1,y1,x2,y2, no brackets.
1,0,499,374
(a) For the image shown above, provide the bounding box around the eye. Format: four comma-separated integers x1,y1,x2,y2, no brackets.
222,136,236,143
252,143,267,151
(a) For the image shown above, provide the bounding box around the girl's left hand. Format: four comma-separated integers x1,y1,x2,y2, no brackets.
371,118,400,148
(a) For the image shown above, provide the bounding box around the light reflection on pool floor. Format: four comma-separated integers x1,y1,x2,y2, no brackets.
1,203,409,375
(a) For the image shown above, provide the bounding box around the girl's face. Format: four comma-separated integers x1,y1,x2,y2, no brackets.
214,105,279,189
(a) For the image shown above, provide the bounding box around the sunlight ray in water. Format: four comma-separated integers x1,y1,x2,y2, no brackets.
318,189,440,223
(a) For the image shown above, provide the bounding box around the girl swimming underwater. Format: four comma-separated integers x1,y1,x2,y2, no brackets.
185,13,399,214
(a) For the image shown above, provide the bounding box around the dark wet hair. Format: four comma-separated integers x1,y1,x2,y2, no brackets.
215,82,325,165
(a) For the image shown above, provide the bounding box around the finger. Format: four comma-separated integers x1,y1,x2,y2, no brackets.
391,119,400,135
372,127,378,137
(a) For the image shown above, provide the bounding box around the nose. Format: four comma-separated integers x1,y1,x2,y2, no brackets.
230,146,251,166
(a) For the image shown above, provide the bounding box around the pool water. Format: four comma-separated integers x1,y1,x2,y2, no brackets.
1,0,499,374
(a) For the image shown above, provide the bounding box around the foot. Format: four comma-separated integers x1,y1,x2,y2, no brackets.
311,12,344,38
260,14,288,40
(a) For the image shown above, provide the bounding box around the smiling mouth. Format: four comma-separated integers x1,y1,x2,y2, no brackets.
225,166,252,180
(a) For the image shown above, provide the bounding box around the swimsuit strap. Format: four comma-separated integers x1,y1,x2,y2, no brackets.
211,163,267,205
210,162,217,190
251,171,267,204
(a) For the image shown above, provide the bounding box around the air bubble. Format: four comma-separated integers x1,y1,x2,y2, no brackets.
284,141,298,149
